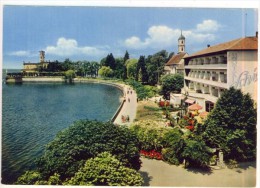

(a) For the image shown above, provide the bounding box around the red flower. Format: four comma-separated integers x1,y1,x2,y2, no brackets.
186,125,194,131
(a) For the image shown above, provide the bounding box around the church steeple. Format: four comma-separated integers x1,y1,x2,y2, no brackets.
178,30,185,53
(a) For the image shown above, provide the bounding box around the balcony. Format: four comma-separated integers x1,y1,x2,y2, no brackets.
186,90,218,103
185,63,227,70
184,76,228,88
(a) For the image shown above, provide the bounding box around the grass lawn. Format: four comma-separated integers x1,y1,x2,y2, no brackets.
135,100,164,122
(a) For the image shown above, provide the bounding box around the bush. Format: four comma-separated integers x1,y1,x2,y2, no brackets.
35,120,141,181
130,120,168,152
161,128,185,165
66,152,144,186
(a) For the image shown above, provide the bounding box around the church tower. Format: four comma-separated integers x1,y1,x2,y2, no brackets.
39,50,45,63
178,30,185,53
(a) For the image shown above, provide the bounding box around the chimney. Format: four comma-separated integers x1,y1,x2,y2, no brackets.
207,44,210,48
256,31,258,38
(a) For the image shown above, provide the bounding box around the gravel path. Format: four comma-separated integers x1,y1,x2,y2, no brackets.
140,157,256,187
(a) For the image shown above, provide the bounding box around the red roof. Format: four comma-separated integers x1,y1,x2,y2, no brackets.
165,52,187,66
186,36,258,59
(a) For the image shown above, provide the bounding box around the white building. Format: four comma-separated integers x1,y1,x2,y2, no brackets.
183,33,258,112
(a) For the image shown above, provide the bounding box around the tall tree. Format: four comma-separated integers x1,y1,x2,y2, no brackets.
146,50,168,85
126,59,138,79
123,51,130,80
135,56,148,83
103,53,116,70
202,87,257,161
98,66,114,78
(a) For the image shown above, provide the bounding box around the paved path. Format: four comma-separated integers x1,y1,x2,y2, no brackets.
140,157,256,187
113,86,137,125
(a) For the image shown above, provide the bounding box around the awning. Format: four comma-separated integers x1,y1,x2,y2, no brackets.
185,99,195,104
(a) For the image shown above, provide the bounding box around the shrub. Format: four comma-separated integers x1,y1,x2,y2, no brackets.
161,128,185,165
66,152,144,186
35,120,141,181
130,120,168,152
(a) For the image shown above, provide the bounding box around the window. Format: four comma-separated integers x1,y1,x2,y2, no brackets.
205,101,214,112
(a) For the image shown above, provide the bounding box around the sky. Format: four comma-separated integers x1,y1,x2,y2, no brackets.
2,5,258,69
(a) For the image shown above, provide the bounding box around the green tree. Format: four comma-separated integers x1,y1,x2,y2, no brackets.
160,73,184,99
146,50,168,85
61,58,74,71
161,128,185,165
114,58,125,79
102,53,116,70
98,66,114,78
36,120,141,181
182,137,211,168
66,152,143,186
126,58,138,79
202,87,257,161
64,70,76,82
123,51,130,80
136,55,148,83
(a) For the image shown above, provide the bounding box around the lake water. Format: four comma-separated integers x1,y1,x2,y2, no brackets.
1,81,123,184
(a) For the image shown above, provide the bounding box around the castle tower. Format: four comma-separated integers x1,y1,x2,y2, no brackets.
178,30,185,53
39,50,45,63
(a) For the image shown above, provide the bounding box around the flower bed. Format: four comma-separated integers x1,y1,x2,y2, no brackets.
140,150,162,160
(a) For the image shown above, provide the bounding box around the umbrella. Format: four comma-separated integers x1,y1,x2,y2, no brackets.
188,103,203,111
199,111,209,118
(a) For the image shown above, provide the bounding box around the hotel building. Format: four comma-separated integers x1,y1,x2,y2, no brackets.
182,33,258,112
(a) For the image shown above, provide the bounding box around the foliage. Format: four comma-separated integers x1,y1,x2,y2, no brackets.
202,87,257,161
136,55,148,83
160,73,184,99
126,59,138,79
130,120,169,152
113,58,125,79
98,66,114,78
127,79,158,100
36,120,141,181
16,171,43,185
182,137,211,168
66,152,144,186
161,128,185,165
101,53,116,70
64,70,76,81
145,50,169,85
16,171,61,185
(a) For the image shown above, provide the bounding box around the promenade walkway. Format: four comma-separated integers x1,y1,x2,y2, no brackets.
113,86,137,125
140,157,256,187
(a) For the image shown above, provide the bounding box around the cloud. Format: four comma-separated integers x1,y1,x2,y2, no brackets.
196,19,221,33
123,19,222,49
45,37,108,57
124,25,179,49
8,50,31,56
